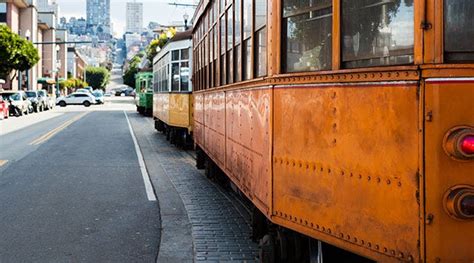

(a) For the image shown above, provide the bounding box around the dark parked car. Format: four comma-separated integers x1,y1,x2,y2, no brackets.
25,90,46,112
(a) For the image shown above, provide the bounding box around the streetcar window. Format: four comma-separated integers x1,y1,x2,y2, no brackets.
255,0,267,77
342,0,414,68
255,27,267,77
282,0,332,73
243,39,252,80
227,8,234,84
172,50,179,61
181,62,190,92
220,15,226,85
235,45,241,82
445,0,474,62
242,0,252,80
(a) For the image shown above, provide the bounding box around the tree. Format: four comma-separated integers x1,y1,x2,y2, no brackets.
122,54,142,88
85,66,110,90
60,78,88,89
0,25,40,81
145,27,177,62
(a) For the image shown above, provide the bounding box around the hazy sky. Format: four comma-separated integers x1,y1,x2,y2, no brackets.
56,0,196,36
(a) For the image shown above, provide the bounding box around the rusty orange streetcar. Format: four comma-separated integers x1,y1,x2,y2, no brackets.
191,0,474,262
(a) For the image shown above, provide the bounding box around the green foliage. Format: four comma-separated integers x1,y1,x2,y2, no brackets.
145,28,177,62
122,54,142,88
60,78,88,89
85,66,110,90
0,25,40,80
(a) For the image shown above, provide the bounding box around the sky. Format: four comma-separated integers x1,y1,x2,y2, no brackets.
55,0,197,36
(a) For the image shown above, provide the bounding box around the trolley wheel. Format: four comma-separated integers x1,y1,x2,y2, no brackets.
260,234,276,263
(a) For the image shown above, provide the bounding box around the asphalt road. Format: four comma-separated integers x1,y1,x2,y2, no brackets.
0,99,160,262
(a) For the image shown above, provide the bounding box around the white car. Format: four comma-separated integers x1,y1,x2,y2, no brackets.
56,92,96,107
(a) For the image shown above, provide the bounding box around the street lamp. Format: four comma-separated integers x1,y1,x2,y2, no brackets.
25,30,31,90
55,45,61,97
183,13,189,30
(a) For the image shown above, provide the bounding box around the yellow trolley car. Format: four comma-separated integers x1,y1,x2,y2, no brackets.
153,31,193,147
192,0,474,262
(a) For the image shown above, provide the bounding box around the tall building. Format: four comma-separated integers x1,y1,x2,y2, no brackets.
126,1,143,33
86,0,111,39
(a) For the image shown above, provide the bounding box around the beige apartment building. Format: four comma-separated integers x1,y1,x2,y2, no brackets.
1,0,67,94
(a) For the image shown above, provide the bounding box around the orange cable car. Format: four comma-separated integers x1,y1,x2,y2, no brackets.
192,0,474,262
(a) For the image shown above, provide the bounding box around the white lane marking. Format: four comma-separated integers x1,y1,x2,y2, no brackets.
124,111,157,202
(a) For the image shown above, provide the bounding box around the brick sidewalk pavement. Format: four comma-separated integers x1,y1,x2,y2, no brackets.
129,113,259,262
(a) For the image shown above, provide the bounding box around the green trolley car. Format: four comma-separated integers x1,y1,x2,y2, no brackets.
135,71,154,116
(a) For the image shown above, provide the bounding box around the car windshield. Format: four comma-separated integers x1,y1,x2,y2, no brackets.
38,91,46,97
26,91,37,98
93,92,103,97
10,93,21,101
1,94,11,100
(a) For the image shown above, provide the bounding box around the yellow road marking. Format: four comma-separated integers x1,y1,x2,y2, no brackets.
0,160,8,167
29,112,89,146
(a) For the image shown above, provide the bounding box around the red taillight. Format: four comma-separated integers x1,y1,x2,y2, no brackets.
445,186,474,220
444,127,474,161
460,135,474,155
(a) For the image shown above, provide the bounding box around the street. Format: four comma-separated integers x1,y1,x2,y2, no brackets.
0,96,259,262
0,99,160,262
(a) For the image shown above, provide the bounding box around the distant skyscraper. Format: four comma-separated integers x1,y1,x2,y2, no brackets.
86,0,111,39
37,0,60,23
126,1,143,33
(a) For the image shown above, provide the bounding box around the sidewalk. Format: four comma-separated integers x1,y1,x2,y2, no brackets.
129,113,259,262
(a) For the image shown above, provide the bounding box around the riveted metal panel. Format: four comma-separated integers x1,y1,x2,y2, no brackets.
204,91,226,167
225,88,272,214
154,93,170,124
168,93,192,130
194,93,205,147
424,79,474,262
273,83,420,262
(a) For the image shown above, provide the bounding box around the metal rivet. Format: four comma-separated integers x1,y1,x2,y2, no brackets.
387,179,391,185
367,176,371,181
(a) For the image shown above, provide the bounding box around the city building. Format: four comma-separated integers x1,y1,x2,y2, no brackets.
59,16,87,35
1,0,40,91
86,0,111,39
56,28,68,80
126,0,143,33
67,47,87,81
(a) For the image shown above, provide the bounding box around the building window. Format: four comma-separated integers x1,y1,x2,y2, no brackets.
283,0,332,73
0,3,7,23
342,0,414,68
445,0,474,62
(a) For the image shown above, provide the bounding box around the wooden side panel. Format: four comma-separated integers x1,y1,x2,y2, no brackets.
424,80,474,262
153,93,170,124
169,93,192,130
273,84,420,262
226,88,272,214
194,93,205,147
204,91,226,167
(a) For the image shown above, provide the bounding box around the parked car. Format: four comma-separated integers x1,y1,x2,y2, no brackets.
76,88,93,94
92,90,105,104
25,90,46,112
56,92,96,107
0,91,31,116
0,96,9,120
37,90,55,110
